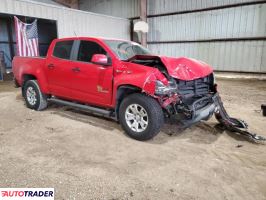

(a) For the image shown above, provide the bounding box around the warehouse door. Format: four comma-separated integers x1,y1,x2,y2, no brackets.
0,14,57,79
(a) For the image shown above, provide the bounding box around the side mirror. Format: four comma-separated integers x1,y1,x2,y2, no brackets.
91,54,110,66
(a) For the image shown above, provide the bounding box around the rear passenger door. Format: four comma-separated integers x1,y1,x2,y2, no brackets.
69,40,113,106
46,40,74,99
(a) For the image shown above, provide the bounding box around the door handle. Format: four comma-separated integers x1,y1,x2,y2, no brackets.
115,69,123,73
48,64,55,69
72,67,80,72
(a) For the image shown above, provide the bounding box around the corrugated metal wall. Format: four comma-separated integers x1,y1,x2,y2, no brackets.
148,41,266,72
76,0,265,73
148,0,263,15
4,0,264,73
0,0,130,39
148,4,266,41
147,1,266,73
79,0,140,18
31,0,66,7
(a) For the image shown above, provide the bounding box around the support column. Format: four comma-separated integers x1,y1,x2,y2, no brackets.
140,0,147,47
54,0,79,9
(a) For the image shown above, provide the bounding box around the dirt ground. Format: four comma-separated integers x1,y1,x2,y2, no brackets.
0,79,265,200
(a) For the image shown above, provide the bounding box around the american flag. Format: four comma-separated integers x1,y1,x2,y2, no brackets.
14,16,39,57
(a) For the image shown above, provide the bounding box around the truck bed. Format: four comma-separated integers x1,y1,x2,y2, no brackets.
12,56,46,86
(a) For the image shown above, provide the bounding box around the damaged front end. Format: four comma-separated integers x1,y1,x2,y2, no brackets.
151,73,217,126
142,67,266,143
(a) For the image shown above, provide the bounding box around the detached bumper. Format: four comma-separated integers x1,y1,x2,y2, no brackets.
180,94,217,127
180,93,266,143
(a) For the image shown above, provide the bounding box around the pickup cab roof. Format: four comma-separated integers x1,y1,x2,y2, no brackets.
54,37,129,43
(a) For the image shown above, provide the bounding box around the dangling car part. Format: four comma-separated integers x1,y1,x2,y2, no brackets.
144,70,266,143
214,94,266,143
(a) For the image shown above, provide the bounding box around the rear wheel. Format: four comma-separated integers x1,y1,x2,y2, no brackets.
23,80,48,111
119,93,164,141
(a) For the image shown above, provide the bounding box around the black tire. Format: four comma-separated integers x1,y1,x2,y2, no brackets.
23,80,48,111
119,93,164,141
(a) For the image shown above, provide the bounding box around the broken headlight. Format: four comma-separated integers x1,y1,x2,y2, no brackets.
155,79,177,96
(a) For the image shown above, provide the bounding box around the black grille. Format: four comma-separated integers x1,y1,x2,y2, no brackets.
177,73,213,99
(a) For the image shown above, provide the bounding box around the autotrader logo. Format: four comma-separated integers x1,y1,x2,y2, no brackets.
0,188,54,199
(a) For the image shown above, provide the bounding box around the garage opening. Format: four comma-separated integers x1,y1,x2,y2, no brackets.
0,14,57,80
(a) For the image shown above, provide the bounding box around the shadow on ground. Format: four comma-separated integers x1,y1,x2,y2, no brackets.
47,102,229,145
15,92,261,145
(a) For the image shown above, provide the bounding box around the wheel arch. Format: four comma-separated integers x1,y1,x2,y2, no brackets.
22,74,37,84
22,74,37,93
21,73,49,95
115,84,142,120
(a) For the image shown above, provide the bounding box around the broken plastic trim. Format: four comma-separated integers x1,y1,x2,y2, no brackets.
142,70,169,95
214,94,266,143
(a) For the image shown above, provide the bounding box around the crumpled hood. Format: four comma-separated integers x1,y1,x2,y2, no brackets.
160,56,213,81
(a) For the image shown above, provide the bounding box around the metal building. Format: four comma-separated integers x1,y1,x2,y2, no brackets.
0,0,265,73
79,0,140,18
79,0,266,73
0,0,130,70
147,1,266,73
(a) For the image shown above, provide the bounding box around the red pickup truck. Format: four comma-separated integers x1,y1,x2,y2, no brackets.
13,37,262,142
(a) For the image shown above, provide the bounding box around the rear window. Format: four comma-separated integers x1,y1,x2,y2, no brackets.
53,40,73,59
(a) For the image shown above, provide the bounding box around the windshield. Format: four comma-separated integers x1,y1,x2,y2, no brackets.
104,40,151,60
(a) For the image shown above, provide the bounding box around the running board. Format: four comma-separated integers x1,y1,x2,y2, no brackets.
49,97,114,118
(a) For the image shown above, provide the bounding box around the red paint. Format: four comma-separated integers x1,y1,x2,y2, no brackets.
91,54,108,65
12,37,213,109
162,94,179,108
160,56,213,81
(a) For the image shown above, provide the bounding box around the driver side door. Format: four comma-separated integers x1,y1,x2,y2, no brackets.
69,40,113,107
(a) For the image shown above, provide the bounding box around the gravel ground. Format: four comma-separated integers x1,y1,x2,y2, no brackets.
0,79,265,200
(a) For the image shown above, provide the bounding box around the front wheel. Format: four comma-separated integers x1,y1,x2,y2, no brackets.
119,93,164,141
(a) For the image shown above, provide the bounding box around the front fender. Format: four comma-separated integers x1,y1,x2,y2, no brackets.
112,68,168,107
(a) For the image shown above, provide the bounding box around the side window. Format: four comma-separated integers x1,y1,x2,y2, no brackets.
77,41,107,62
53,40,73,60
